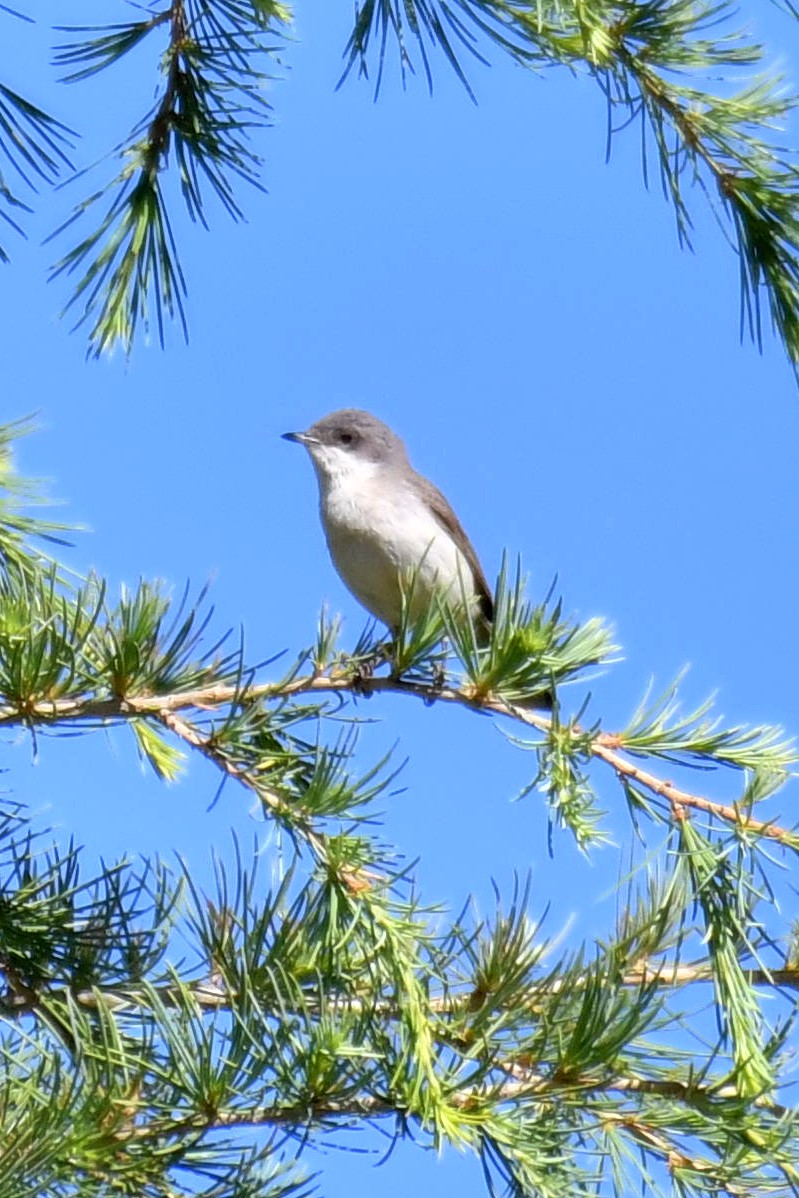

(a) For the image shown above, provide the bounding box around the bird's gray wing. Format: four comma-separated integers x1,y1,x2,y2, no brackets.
411,470,494,623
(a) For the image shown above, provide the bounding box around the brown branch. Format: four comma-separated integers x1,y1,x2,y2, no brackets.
130,1067,789,1146
0,978,233,1019
597,1110,740,1187
620,960,799,991
2,668,794,846
5,958,797,1026
156,709,328,863
589,737,797,845
158,708,284,815
147,1,189,165
498,1065,788,1116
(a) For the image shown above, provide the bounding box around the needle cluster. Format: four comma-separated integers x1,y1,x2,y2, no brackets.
3,3,799,361
1,419,799,1196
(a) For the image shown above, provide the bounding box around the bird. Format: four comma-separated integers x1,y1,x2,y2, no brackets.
282,408,492,636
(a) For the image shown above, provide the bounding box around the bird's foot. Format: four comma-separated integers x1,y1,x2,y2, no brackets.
350,642,393,697
422,663,447,707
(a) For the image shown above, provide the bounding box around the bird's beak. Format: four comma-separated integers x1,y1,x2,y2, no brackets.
282,430,307,444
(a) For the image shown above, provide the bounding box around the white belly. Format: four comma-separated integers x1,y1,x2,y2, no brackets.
321,476,473,628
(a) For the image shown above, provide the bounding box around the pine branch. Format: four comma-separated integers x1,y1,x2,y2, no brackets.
343,0,799,372
0,4,74,262
2,785,797,1192
4,958,797,1027
3,427,799,1196
187,1064,791,1120
159,707,309,829
0,417,74,579
3,670,793,847
10,989,789,1190
70,1071,797,1198
49,0,289,357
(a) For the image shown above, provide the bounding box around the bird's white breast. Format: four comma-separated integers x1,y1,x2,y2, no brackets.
312,448,473,628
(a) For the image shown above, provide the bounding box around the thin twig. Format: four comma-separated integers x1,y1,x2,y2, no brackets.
3,959,796,1024
1,668,794,844
127,1068,788,1142
157,708,328,862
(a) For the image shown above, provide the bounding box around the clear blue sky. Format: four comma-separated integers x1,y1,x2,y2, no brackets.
5,2,799,1194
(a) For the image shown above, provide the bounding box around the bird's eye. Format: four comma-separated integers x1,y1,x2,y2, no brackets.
339,432,354,446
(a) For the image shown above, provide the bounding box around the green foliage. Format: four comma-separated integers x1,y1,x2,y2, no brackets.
447,557,618,706
0,418,72,577
3,3,799,364
621,673,796,775
344,0,799,370
677,820,775,1098
94,579,233,696
132,717,188,780
0,64,73,264
528,712,609,852
48,0,289,356
1,419,799,1195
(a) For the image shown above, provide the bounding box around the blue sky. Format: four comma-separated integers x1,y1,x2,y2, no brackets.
5,2,799,1193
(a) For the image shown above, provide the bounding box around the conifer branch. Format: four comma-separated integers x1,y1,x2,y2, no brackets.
194,1065,791,1121
0,5,74,262
5,3,799,367
2,428,798,1194
4,958,797,1025
101,1072,796,1198
2,669,793,847
343,0,799,371
159,707,300,825
49,0,289,356
590,734,796,844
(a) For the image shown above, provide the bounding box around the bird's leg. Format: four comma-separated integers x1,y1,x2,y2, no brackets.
349,640,393,697
430,660,447,695
419,638,452,705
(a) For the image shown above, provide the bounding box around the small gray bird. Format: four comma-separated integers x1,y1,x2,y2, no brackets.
283,409,493,634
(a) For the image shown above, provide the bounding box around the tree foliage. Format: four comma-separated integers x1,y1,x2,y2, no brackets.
2,1,799,365
1,418,798,1196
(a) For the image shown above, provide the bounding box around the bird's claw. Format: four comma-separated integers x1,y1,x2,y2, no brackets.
350,642,393,697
